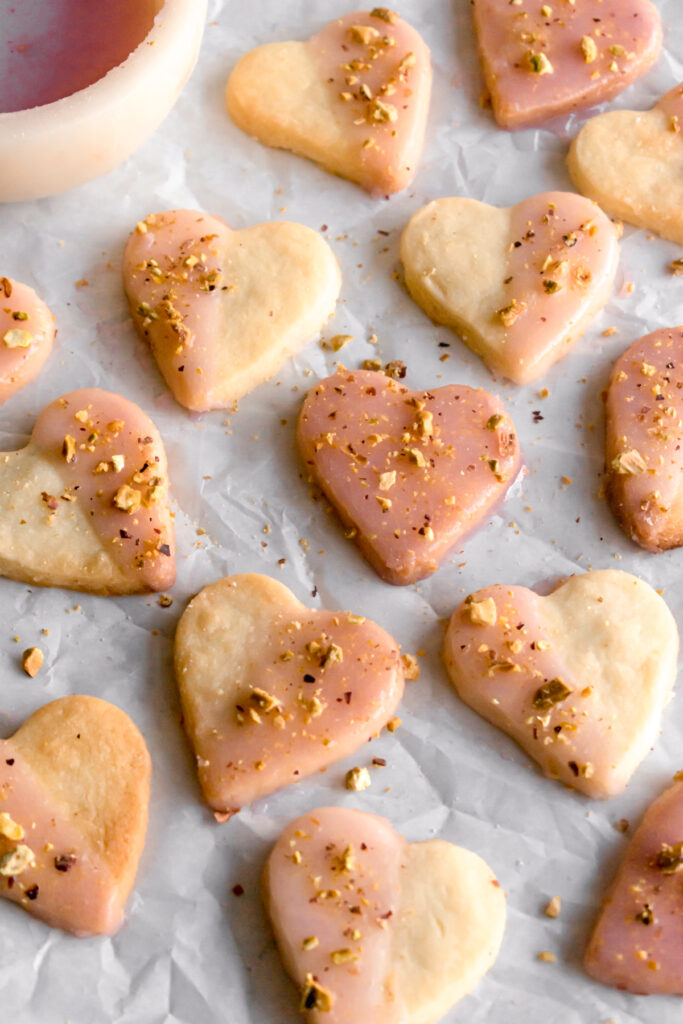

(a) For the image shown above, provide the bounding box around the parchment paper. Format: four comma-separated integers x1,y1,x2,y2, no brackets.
2,1,683,1021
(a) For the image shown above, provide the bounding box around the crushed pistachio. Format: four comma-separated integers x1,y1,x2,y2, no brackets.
533,679,571,710
22,647,44,677
0,813,24,842
302,936,319,951
366,98,398,123
415,409,433,436
111,454,125,472
62,435,77,463
300,975,333,1013
328,333,354,352
542,279,562,294
370,6,397,22
322,643,344,668
348,24,380,45
0,844,34,876
251,688,280,713
466,596,497,627
401,653,420,681
612,449,646,476
526,51,553,74
496,299,527,327
113,484,142,513
487,414,504,431
2,328,33,348
580,35,598,62
378,470,396,491
653,841,683,873
403,447,426,467
635,903,654,925
345,766,371,791
330,949,358,965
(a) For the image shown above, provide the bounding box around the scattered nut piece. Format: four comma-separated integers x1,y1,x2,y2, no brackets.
580,35,598,62
386,716,402,733
2,328,33,348
158,594,173,608
401,653,420,681
545,896,562,919
113,484,142,513
348,24,380,45
302,936,319,951
538,951,556,964
21,647,44,678
466,596,497,627
345,766,371,791
0,813,24,841
62,435,77,463
526,51,553,74
0,844,35,876
300,975,333,1013
611,449,646,476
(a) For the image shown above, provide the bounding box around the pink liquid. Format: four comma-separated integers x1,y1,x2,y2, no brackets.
0,0,160,113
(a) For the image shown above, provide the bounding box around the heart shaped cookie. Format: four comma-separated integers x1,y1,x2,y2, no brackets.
473,0,662,130
226,9,432,195
443,570,678,798
264,806,506,1023
0,276,55,404
585,773,683,994
174,574,404,816
569,83,683,245
401,190,620,384
0,388,176,594
605,327,683,552
123,209,341,412
0,696,150,936
297,369,520,585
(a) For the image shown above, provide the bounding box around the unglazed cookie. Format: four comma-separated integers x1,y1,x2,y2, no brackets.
174,574,404,817
473,0,662,130
226,9,431,195
0,388,176,594
298,369,520,585
605,327,683,552
0,277,55,404
0,696,150,936
401,191,620,384
264,806,506,1023
123,209,341,412
585,773,683,993
444,570,678,798
569,84,683,245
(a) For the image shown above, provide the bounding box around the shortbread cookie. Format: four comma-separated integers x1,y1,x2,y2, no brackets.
174,574,404,816
123,210,341,412
264,806,506,1023
473,0,662,130
401,191,620,384
444,570,678,798
298,369,520,585
0,696,150,936
605,327,683,552
226,9,432,195
569,83,683,245
585,773,683,994
0,388,176,594
0,277,55,404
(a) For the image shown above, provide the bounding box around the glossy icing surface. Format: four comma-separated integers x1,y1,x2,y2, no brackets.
308,9,431,194
27,388,175,590
473,0,662,129
297,370,520,585
0,743,119,936
606,327,683,551
0,277,55,404
585,777,683,994
265,806,404,1023
0,0,160,113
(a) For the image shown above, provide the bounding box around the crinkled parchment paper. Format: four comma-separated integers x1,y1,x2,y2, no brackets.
2,1,683,1021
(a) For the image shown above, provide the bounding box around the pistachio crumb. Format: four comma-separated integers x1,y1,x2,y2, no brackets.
345,766,371,791
466,596,497,627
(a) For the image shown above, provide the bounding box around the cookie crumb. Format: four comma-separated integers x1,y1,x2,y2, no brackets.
538,951,556,963
345,766,371,791
544,896,561,918
21,647,43,678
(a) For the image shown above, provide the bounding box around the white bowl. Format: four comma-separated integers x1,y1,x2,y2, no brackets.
0,0,207,203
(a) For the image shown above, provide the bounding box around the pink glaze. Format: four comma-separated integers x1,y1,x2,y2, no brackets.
265,806,405,1023
194,611,403,814
0,277,55,404
657,82,683,122
445,584,622,797
0,742,120,935
585,777,683,994
500,192,619,382
605,327,683,552
472,0,662,130
309,10,431,194
124,210,228,409
0,0,160,114
297,370,520,586
29,388,175,591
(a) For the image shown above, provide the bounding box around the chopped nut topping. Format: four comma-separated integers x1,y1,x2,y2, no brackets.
653,841,683,873
366,98,398,123
376,495,392,511
403,447,426,467
538,951,556,964
533,679,571,710
330,949,358,965
635,903,654,925
526,51,553,74
496,299,527,327
74,409,89,423
0,844,34,876
348,24,380,45
113,485,142,513
542,279,562,294
387,716,401,733
401,653,420,681
415,409,434,436
466,596,497,626
2,328,33,348
300,975,333,1013
384,360,406,379
62,435,77,463
111,454,125,472
250,688,280,713
363,358,382,371
322,643,344,668
108,419,125,435
580,35,598,62
379,470,396,491
487,414,504,431
0,277,12,298
327,333,354,351
345,766,371,791
347,613,366,625
640,361,656,377
370,6,397,22
545,896,561,919
21,647,44,677
158,594,173,608
302,936,319,951
670,258,683,276
612,449,646,476
0,813,24,842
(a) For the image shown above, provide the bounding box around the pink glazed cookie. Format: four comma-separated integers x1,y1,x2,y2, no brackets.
297,370,520,585
174,574,404,817
444,571,678,798
264,806,506,1023
401,191,620,385
585,773,683,994
0,277,55,404
226,9,432,195
0,388,176,594
472,0,662,130
605,327,683,552
0,696,150,936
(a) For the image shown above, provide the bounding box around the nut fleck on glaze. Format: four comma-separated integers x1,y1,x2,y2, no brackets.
0,278,55,405
585,776,683,994
308,10,432,194
264,806,405,1023
297,370,520,585
605,327,683,552
473,0,662,130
